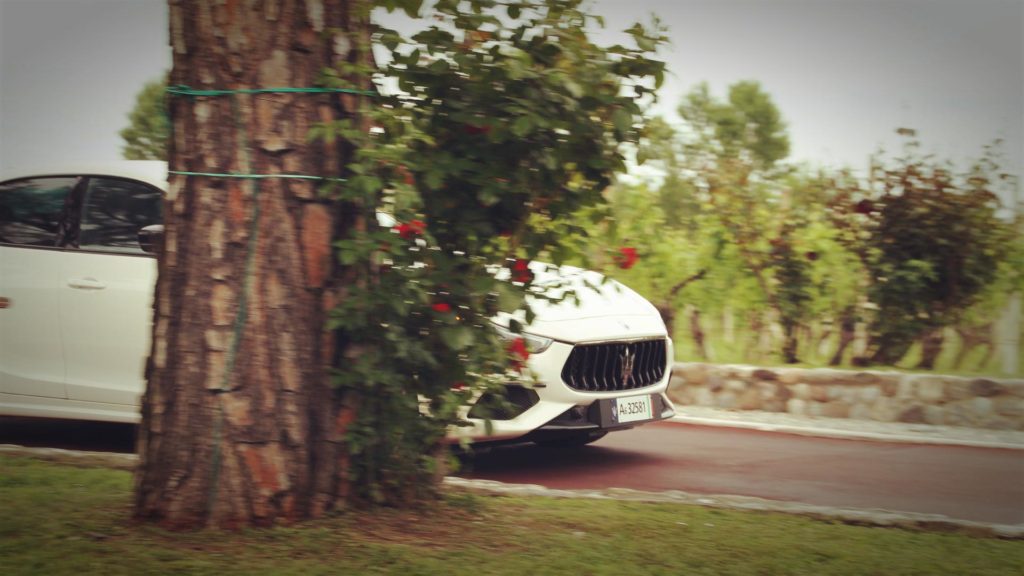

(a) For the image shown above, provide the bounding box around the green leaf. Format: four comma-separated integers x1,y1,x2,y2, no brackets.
564,79,584,99
381,31,400,51
612,108,632,139
508,318,524,333
424,170,444,190
496,283,526,312
399,0,422,18
636,147,648,165
338,247,359,266
440,326,474,351
635,36,656,52
512,115,533,137
404,48,421,67
478,188,500,207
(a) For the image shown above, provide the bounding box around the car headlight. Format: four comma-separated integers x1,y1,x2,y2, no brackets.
492,323,553,354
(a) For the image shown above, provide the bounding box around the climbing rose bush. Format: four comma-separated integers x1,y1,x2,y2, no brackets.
315,0,666,503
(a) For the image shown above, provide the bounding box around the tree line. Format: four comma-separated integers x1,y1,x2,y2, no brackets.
122,60,1021,376
572,81,1021,372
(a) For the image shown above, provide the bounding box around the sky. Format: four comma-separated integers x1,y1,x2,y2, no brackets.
1,0,1021,207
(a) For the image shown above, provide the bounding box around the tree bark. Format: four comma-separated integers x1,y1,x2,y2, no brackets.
869,338,914,366
954,323,994,370
135,0,370,529
829,312,856,367
688,307,708,361
915,328,945,370
781,321,799,364
655,269,706,357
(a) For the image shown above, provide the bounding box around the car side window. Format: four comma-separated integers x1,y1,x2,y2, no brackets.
0,177,80,247
79,177,162,254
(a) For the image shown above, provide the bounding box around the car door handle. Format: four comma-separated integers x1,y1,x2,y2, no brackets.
67,277,107,290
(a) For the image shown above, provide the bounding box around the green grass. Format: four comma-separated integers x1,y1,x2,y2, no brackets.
2,456,1022,575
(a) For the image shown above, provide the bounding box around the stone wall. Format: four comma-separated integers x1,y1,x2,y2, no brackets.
668,363,1024,431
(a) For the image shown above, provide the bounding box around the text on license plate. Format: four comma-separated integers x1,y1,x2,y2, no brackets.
613,394,653,424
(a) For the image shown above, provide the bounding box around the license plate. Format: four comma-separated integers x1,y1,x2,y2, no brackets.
613,394,653,424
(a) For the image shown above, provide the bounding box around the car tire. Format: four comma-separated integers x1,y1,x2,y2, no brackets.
534,431,607,447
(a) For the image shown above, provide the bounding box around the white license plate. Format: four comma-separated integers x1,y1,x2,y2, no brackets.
614,394,653,424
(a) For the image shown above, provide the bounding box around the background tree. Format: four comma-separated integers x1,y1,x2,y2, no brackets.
673,81,819,363
828,133,1014,365
573,80,1017,372
119,76,169,160
596,85,891,367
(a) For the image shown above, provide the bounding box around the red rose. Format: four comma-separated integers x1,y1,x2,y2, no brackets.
394,219,426,240
431,302,452,313
510,258,533,283
614,246,638,269
396,165,415,186
395,223,414,239
463,124,491,135
509,336,532,358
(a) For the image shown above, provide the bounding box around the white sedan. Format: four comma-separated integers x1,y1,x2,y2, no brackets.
0,161,675,446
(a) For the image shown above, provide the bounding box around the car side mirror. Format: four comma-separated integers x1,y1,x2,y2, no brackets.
138,224,164,254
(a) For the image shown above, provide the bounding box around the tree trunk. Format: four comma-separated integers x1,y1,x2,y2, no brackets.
781,321,799,364
656,303,676,343
954,323,995,370
689,307,708,361
135,0,370,529
655,269,706,360
997,293,1020,374
869,337,914,366
744,311,763,361
829,313,856,367
814,320,832,360
915,328,945,370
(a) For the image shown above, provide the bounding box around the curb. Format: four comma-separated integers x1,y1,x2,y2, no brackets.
444,477,1024,540
668,415,1024,450
0,444,138,471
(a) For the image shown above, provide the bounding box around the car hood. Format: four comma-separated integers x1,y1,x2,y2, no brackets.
493,263,665,341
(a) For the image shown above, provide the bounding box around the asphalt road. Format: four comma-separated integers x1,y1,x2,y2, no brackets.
460,421,1024,525
3,417,1022,525
0,417,136,453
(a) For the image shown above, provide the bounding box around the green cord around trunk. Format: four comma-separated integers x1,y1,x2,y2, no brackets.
167,84,377,97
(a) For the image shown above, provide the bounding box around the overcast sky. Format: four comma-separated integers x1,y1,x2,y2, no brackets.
1,0,1021,204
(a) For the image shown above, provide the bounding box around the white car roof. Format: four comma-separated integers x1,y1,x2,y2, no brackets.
1,160,169,192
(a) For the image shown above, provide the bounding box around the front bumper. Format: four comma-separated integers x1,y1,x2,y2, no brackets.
449,335,676,444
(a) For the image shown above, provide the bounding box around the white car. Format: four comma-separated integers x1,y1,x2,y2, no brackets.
0,161,675,446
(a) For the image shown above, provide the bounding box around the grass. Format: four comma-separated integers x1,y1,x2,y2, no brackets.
2,456,1023,575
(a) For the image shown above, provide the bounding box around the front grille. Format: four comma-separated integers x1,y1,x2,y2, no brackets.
561,338,667,392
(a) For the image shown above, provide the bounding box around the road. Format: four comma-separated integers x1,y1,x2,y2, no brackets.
460,421,1024,525
2,417,1022,525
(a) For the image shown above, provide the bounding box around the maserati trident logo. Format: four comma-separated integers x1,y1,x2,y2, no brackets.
619,346,636,388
